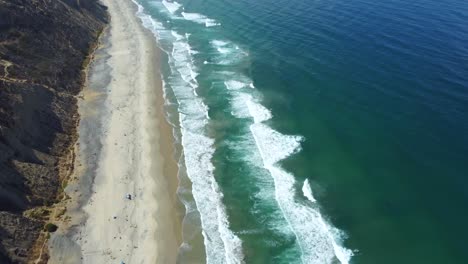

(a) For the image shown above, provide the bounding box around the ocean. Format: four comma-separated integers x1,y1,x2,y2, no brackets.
132,0,468,263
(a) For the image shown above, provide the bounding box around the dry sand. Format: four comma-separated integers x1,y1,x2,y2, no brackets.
49,0,181,263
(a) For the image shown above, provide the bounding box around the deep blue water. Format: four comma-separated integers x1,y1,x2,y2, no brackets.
134,0,468,263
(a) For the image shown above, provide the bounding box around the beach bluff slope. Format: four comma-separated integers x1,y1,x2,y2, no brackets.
0,0,107,262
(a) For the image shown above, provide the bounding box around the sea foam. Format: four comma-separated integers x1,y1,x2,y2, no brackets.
229,81,353,263
225,80,248,90
170,32,243,264
132,2,244,263
162,0,182,14
302,179,317,203
170,36,244,262
133,0,352,262
211,40,247,65
210,30,353,263
249,122,353,264
181,12,221,27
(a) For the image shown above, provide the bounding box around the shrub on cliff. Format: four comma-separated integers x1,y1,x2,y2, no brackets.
44,223,58,233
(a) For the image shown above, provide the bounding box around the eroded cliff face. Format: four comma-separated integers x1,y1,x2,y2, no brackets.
0,0,107,262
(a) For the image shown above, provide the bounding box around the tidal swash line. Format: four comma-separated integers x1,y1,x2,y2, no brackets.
133,2,243,263
132,0,353,263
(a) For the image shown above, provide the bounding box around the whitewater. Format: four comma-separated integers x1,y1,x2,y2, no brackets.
132,0,353,263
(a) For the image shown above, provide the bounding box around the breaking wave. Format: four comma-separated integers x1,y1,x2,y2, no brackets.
132,0,353,263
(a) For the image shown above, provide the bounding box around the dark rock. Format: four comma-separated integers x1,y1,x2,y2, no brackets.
0,0,107,262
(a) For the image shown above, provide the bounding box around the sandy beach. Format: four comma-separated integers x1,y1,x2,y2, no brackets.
48,0,181,263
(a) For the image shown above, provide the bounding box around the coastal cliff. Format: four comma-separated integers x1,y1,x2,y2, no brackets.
0,0,107,262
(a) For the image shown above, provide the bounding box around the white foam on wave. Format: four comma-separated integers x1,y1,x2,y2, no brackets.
180,129,243,264
212,40,230,46
171,30,183,40
245,98,272,123
229,93,251,119
171,31,200,87
212,40,233,54
250,123,353,264
229,92,272,123
132,2,244,263
162,0,182,14
225,79,353,263
218,47,233,54
211,40,248,65
133,1,352,262
181,12,221,27
225,80,248,90
170,35,244,264
133,0,171,40
205,20,221,27
302,179,316,203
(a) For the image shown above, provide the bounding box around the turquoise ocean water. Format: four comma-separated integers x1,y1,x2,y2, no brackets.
132,0,468,263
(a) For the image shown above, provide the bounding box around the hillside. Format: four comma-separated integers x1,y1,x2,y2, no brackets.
0,0,107,262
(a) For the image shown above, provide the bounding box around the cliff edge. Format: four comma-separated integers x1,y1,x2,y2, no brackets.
0,0,107,262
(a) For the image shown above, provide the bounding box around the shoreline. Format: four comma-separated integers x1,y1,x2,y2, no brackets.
48,0,182,262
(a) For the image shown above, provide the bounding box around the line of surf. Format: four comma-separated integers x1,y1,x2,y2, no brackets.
134,0,353,263
212,38,354,263
246,90,352,264
131,1,244,263
161,0,220,27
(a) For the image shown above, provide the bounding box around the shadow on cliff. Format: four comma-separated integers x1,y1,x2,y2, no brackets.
0,0,107,262
0,82,63,212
